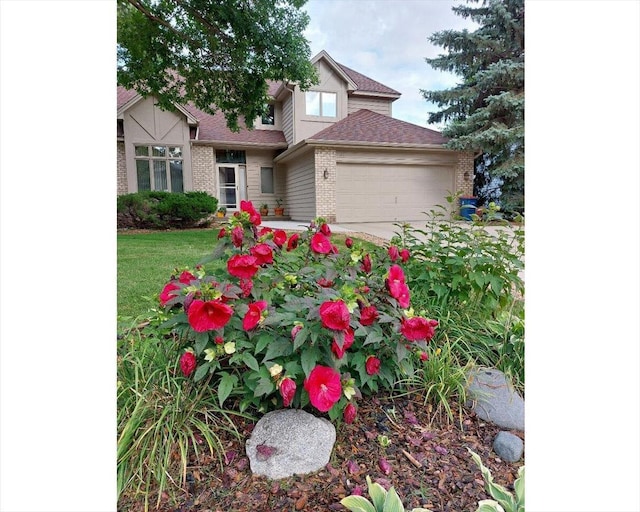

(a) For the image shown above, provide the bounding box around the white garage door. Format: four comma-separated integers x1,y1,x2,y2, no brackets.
336,164,455,222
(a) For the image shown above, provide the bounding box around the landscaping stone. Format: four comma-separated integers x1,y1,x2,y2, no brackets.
245,409,336,479
465,368,524,431
493,431,524,462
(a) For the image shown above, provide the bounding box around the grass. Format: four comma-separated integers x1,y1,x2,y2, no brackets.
117,229,222,318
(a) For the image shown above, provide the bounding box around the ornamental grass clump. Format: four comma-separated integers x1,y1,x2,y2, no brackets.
157,200,439,422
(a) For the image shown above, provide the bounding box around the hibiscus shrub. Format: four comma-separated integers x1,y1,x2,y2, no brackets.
158,201,438,423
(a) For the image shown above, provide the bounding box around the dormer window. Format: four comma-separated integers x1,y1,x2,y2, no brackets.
305,91,337,117
261,104,275,125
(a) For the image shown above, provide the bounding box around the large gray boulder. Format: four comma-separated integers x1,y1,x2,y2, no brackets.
465,368,524,431
245,409,336,479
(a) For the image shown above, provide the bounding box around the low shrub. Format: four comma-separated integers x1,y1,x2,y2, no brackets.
117,191,218,229
155,201,440,423
392,194,524,322
468,448,525,512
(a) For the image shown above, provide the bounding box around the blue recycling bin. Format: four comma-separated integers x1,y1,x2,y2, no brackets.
459,197,478,220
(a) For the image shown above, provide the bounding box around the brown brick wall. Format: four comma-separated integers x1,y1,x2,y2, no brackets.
314,147,337,223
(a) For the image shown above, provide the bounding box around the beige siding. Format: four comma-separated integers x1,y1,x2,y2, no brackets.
122,96,193,192
347,96,392,116
245,149,280,209
117,141,128,195
282,93,294,144
336,148,458,167
284,151,316,221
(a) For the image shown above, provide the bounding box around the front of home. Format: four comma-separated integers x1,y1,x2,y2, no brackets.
117,50,474,223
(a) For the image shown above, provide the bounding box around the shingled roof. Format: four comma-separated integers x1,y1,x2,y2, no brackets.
307,109,447,146
336,63,400,97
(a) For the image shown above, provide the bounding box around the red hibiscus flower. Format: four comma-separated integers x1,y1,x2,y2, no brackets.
388,245,399,262
243,300,267,330
227,254,259,279
400,317,439,342
250,243,274,265
215,336,224,345
400,248,410,263
320,223,331,236
179,351,197,377
187,299,233,332
331,328,355,359
359,305,379,326
279,377,297,407
239,278,253,298
386,265,408,302
159,282,180,306
286,233,300,251
311,233,332,254
217,228,226,239
317,277,334,288
365,356,381,375
273,229,287,247
361,254,372,273
178,271,196,284
304,365,342,412
396,282,411,308
232,226,244,247
319,300,350,331
343,403,357,424
258,227,273,237
345,237,353,248
240,200,261,226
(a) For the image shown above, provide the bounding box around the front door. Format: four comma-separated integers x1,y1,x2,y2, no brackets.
217,164,247,211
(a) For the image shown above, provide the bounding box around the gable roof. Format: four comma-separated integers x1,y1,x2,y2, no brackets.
307,109,448,146
335,63,400,97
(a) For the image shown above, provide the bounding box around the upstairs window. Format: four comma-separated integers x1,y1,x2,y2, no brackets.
261,104,275,125
135,145,183,192
305,91,337,117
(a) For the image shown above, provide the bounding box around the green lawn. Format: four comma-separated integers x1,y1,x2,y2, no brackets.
117,229,222,318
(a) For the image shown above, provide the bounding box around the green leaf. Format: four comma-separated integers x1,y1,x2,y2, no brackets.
339,495,377,512
263,339,292,362
193,362,210,383
301,345,320,376
254,333,272,354
293,326,310,351
254,376,275,397
218,373,238,407
366,475,387,511
513,466,524,510
158,311,187,329
242,352,260,372
363,330,383,347
194,332,209,355
383,486,405,512
476,500,506,512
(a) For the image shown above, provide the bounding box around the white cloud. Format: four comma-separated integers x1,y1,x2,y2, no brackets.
303,0,478,129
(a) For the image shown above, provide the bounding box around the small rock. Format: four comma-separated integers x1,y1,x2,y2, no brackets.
493,431,524,462
465,368,524,431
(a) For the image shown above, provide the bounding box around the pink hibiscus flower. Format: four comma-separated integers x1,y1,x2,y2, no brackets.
304,365,342,412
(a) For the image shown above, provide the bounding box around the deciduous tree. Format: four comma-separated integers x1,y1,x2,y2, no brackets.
117,0,317,131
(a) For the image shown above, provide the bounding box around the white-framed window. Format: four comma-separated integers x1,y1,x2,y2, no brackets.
260,167,274,194
305,91,337,117
135,145,183,192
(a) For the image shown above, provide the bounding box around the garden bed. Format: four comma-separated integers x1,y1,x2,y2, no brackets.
118,393,523,512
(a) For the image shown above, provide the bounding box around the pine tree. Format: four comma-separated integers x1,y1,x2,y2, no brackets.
423,0,524,213
117,0,317,132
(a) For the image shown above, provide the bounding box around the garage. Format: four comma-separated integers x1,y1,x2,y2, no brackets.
335,163,455,222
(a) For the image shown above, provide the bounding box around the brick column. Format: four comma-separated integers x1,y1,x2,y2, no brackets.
191,145,216,196
116,141,128,195
454,151,475,197
314,147,337,223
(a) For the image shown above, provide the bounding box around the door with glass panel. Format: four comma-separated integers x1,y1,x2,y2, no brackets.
217,164,247,211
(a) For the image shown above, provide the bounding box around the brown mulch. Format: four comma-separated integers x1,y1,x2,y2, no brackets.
118,394,524,512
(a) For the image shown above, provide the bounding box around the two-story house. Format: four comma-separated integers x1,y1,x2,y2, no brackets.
117,50,474,223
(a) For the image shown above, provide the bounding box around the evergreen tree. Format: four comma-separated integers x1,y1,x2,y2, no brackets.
423,0,524,213
117,0,317,131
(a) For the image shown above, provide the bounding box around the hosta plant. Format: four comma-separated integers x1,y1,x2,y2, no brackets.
341,475,431,512
468,448,524,512
157,201,438,422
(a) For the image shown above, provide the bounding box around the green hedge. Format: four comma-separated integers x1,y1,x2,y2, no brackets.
117,191,218,230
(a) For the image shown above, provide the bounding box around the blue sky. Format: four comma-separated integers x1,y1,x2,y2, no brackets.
302,0,478,129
